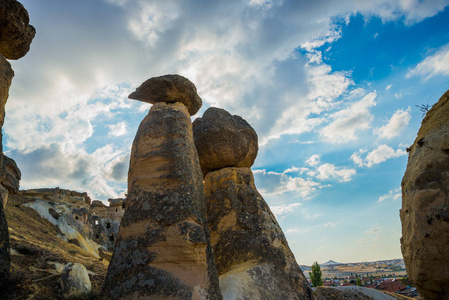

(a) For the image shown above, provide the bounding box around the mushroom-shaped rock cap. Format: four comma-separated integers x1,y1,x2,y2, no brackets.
193,107,258,177
128,74,202,115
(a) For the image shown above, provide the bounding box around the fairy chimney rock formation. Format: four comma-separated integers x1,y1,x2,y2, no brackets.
193,107,258,176
128,74,202,116
401,89,449,300
103,75,221,299
193,109,315,300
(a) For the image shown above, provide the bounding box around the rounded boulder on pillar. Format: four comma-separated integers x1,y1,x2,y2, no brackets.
128,74,202,116
193,107,258,177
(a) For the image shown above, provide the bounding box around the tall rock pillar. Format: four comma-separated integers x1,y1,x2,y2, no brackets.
0,0,34,287
193,108,315,300
102,75,221,299
401,89,449,300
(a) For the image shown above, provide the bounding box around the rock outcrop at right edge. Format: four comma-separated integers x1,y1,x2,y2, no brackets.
194,107,315,300
401,89,449,300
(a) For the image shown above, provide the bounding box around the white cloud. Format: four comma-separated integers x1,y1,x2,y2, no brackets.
286,227,310,234
313,163,356,182
270,202,302,217
253,169,320,198
5,0,448,200
386,84,393,91
320,92,377,143
406,43,449,79
378,187,402,203
351,144,407,168
306,154,321,166
375,107,411,139
394,93,402,99
108,121,128,137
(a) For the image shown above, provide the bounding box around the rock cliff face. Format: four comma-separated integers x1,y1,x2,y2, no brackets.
103,76,221,299
401,89,449,300
194,108,315,300
18,188,125,258
204,168,315,300
0,0,35,285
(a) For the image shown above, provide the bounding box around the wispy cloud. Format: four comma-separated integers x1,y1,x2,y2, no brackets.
375,107,411,139
406,43,449,79
378,188,402,203
320,92,377,143
270,202,302,217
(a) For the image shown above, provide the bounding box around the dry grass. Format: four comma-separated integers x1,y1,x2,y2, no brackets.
4,194,109,299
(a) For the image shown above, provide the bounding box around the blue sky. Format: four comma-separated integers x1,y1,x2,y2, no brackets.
5,0,449,265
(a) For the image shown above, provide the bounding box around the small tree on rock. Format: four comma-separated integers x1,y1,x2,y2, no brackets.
309,261,323,287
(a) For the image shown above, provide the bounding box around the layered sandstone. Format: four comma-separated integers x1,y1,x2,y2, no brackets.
193,108,258,177
0,0,36,60
401,89,449,300
103,79,220,299
204,167,315,300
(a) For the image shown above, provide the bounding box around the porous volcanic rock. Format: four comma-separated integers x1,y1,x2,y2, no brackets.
0,188,10,285
0,55,14,153
204,167,315,300
0,0,36,60
193,107,258,177
1,154,21,195
60,263,92,299
401,89,449,300
103,102,221,299
128,74,202,116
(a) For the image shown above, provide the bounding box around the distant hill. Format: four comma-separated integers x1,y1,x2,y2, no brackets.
321,260,341,266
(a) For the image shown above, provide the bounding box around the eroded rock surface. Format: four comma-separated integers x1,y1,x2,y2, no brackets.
60,262,92,299
129,74,202,115
103,102,221,299
0,188,10,287
0,0,36,60
205,167,315,300
401,89,449,300
0,55,14,153
193,108,258,177
1,154,21,196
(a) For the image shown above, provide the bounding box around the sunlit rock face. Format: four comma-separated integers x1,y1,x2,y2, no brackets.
128,74,203,116
401,89,449,300
193,107,258,177
204,167,315,300
103,76,221,300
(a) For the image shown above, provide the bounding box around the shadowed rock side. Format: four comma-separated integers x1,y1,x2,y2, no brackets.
128,74,202,116
0,189,10,286
0,55,14,154
401,89,449,300
103,102,221,300
193,108,258,177
0,0,36,60
204,167,315,300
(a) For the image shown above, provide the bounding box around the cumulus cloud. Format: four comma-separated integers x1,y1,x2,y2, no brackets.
320,92,377,143
407,43,449,79
253,169,320,198
351,144,407,168
305,154,357,182
108,121,128,137
5,0,448,199
270,202,302,217
378,187,402,203
375,107,411,139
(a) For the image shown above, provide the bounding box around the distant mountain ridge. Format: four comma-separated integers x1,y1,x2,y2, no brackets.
321,260,341,266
